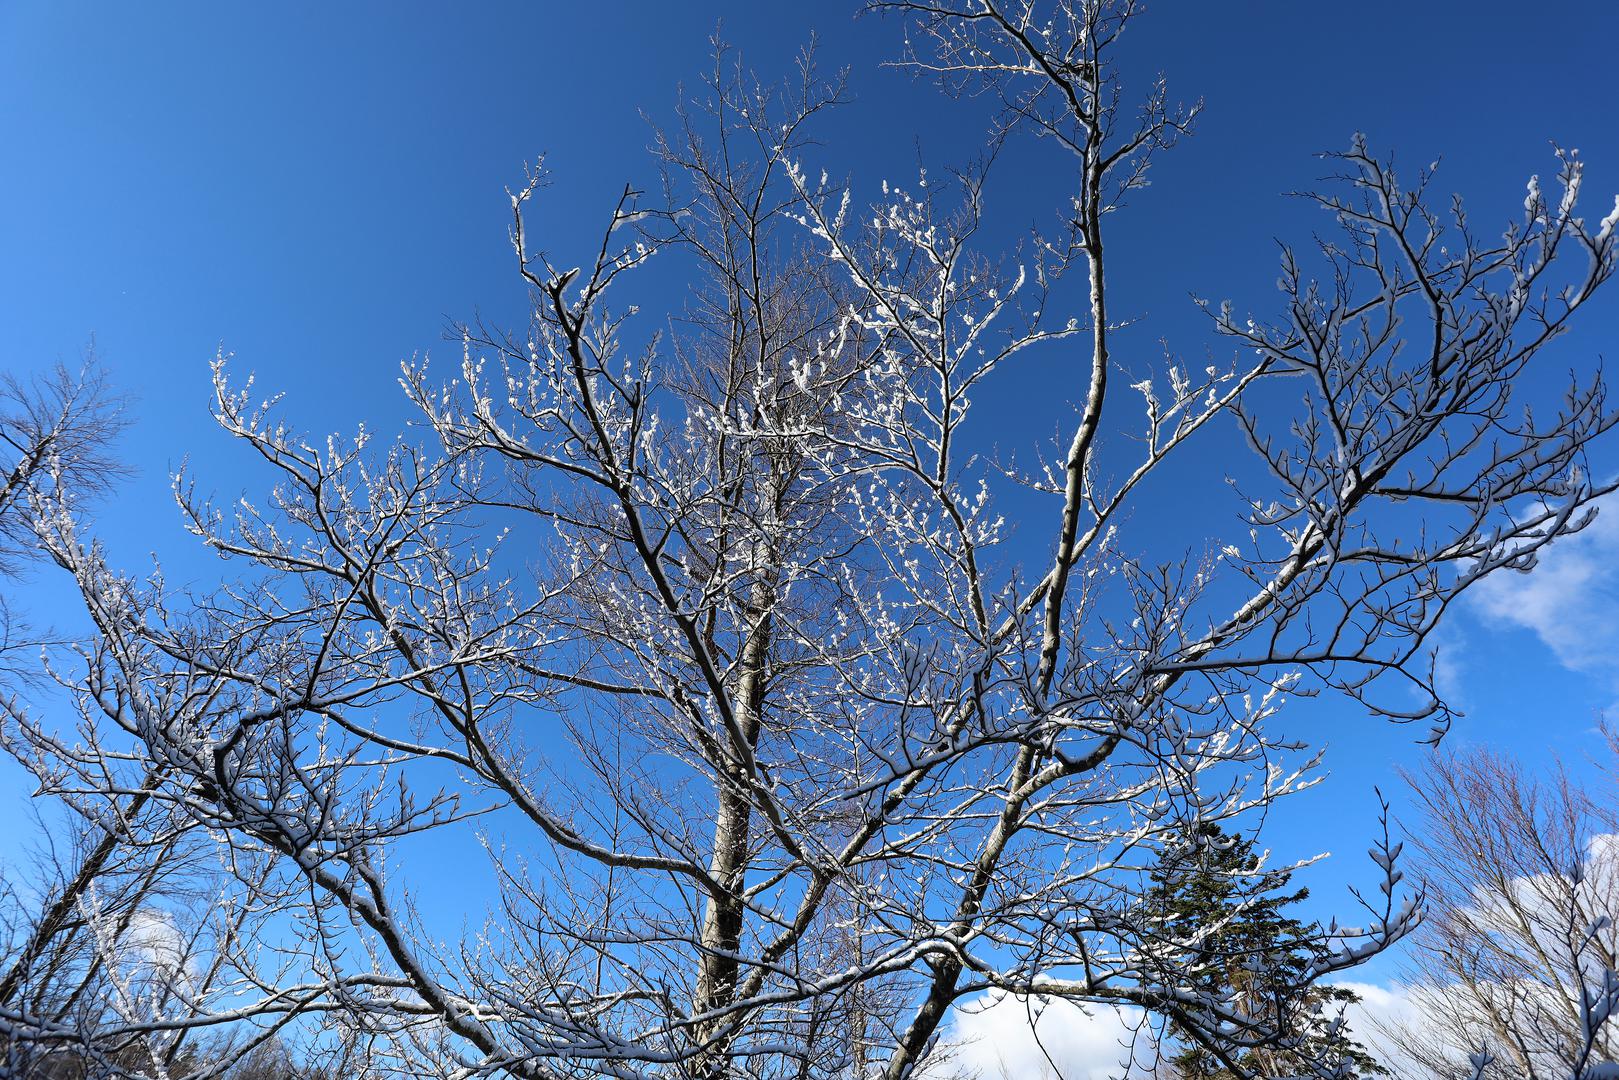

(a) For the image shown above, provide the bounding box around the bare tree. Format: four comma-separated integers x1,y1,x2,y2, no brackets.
0,361,125,670
0,361,124,551
0,359,199,1076
1381,742,1619,1080
15,2,1619,1078
0,367,408,1077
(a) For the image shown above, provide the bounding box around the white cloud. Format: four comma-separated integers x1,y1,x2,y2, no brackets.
1426,617,1473,712
1471,502,1619,677
930,982,1452,1079
118,906,189,973
1335,980,1443,1076
1340,974,1609,1078
76,892,195,991
934,993,1150,1080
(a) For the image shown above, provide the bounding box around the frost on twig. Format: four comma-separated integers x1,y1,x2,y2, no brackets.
5,4,1617,1079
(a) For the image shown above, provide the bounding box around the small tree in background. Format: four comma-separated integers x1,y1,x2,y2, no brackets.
1147,823,1384,1078
1382,744,1619,1078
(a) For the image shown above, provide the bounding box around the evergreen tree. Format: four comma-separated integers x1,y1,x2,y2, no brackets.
1146,823,1384,1078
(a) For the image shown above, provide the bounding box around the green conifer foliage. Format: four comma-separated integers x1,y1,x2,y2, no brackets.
1146,823,1385,1079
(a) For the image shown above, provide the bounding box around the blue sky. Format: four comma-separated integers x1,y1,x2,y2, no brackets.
4,0,1619,1050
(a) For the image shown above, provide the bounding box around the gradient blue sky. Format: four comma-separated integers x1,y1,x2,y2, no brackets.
4,0,1619,1004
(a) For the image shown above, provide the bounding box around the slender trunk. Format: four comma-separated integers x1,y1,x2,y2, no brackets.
692,574,775,1074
